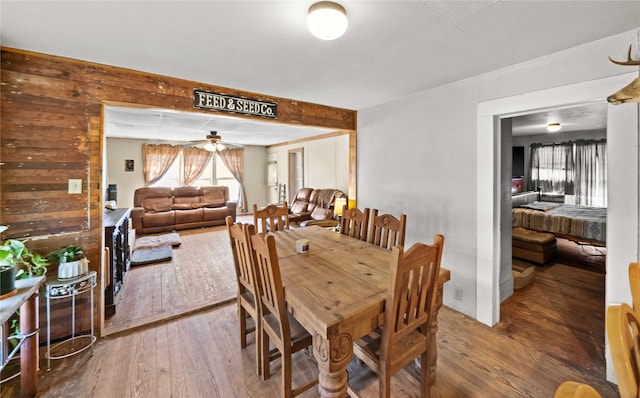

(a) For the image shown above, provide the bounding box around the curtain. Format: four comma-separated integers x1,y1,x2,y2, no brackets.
142,144,181,186
183,147,213,186
574,139,607,207
216,147,248,212
528,143,572,193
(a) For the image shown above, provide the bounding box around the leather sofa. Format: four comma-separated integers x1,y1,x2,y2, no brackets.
288,187,347,227
131,186,236,235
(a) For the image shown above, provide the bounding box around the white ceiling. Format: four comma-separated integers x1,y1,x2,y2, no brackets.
2,1,637,144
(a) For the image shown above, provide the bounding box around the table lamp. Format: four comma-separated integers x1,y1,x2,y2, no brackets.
334,197,347,231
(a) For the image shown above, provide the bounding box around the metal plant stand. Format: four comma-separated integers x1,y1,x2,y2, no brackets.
45,271,97,371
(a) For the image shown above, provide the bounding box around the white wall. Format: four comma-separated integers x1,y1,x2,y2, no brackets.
267,134,350,204
357,28,640,333
105,138,148,209
242,146,268,214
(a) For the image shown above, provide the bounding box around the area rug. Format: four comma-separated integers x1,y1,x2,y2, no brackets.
130,246,173,266
133,232,182,251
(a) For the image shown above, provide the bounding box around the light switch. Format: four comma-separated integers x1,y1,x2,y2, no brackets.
68,179,82,194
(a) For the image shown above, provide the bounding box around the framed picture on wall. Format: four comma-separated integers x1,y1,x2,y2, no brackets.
125,159,134,172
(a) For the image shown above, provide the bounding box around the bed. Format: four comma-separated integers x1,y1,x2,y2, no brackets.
512,199,606,246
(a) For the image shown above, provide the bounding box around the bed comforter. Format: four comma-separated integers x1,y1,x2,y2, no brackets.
512,201,606,244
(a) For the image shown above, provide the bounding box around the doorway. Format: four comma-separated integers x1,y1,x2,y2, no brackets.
477,73,640,382
288,147,304,203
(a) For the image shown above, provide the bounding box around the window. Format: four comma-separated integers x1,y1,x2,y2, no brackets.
151,152,182,187
215,155,240,201
151,152,215,188
529,139,607,207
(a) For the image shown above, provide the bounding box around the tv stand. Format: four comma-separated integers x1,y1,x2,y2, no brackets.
104,208,131,317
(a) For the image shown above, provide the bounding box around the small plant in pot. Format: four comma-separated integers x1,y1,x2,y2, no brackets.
0,226,49,298
47,245,89,279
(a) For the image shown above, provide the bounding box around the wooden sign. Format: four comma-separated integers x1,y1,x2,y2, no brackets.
193,89,277,118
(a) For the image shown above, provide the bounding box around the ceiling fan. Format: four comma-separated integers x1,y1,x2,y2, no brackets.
186,131,232,151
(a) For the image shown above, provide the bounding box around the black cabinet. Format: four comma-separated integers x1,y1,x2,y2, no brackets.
104,208,131,317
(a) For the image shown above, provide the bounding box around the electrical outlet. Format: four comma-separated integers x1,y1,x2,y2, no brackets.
68,179,82,194
454,288,463,301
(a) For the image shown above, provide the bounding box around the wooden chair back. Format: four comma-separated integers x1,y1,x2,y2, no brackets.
607,303,640,398
250,232,317,397
368,209,407,250
352,234,444,398
340,206,370,241
251,233,289,346
629,262,640,317
253,202,290,233
225,216,262,376
554,381,602,398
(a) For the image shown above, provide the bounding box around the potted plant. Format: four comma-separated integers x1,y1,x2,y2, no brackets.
47,245,88,279
0,226,49,298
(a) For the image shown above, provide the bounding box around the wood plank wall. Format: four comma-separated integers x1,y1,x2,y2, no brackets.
0,47,357,338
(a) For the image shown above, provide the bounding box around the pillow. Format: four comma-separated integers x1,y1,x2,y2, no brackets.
521,201,561,212
191,202,209,209
171,203,191,210
142,197,172,212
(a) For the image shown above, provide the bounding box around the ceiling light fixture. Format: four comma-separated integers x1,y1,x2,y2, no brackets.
546,123,562,133
204,142,225,152
307,1,348,40
203,132,225,151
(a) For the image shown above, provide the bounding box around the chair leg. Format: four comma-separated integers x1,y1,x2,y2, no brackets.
261,331,271,381
380,371,391,398
239,305,247,348
255,318,262,377
420,351,431,398
282,347,293,398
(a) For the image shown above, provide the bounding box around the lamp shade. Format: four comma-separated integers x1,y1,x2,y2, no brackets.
307,1,348,40
334,197,347,215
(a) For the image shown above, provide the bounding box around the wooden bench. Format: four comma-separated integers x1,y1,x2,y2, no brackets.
512,227,558,265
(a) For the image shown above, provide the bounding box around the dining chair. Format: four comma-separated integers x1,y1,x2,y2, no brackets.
629,262,640,316
225,216,262,376
553,381,602,398
351,234,445,398
250,232,318,398
368,209,407,250
606,302,640,398
253,202,290,233
339,206,370,242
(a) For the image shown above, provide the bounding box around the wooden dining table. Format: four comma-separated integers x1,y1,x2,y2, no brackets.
270,226,450,398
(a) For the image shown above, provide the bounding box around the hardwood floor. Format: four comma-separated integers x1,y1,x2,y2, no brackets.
1,228,618,397
104,225,237,335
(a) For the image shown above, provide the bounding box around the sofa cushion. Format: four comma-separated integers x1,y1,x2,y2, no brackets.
175,208,203,224
143,211,174,227
191,202,209,209
142,197,172,212
311,206,333,221
171,203,192,210
202,188,226,207
173,186,201,198
133,186,173,207
174,196,201,205
203,206,230,221
290,201,309,214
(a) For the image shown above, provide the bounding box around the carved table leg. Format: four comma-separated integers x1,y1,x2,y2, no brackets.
313,332,352,398
416,281,446,382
